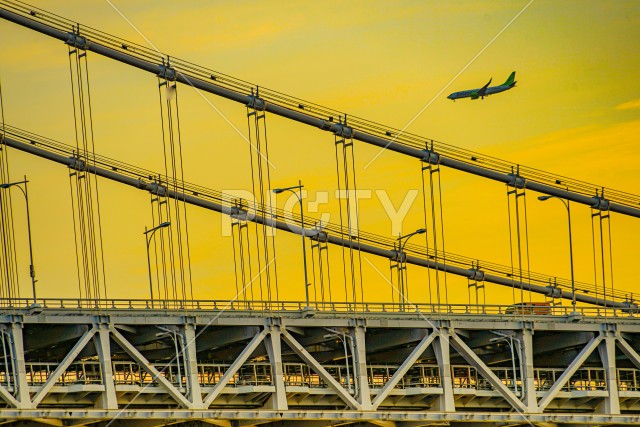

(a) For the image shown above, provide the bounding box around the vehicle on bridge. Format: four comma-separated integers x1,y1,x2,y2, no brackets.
505,301,552,315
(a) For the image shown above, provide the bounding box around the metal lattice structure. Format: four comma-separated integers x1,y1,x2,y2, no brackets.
1,1,640,426
1,304,640,426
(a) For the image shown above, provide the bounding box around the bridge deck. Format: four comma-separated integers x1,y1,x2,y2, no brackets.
0,305,638,425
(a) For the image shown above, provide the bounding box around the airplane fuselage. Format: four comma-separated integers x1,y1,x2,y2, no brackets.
447,84,512,100
447,72,516,101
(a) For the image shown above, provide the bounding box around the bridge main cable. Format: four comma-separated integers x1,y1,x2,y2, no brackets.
1,127,635,311
0,4,638,218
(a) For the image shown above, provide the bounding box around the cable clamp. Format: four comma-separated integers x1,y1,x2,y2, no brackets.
507,173,525,189
333,123,353,138
67,156,85,171
309,230,328,242
65,33,90,50
390,249,407,263
247,95,265,111
157,64,176,81
148,182,167,197
590,196,610,211
229,206,248,220
546,285,562,298
468,268,484,281
421,149,440,165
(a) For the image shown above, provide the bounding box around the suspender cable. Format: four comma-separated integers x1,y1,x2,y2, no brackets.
507,185,516,307
2,129,636,311
348,131,365,307
81,49,108,301
2,6,638,217
420,162,433,306
0,75,20,302
435,159,449,306
334,136,350,307
426,163,443,306
257,101,279,303
522,191,533,305
67,43,106,304
172,83,195,302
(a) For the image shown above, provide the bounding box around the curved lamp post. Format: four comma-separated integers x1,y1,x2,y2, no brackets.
538,195,576,314
1,176,37,306
396,228,426,309
273,180,310,309
144,221,170,308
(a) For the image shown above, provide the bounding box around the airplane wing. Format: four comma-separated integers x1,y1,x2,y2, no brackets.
477,78,492,98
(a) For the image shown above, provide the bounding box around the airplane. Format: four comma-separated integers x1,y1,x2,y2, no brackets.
447,72,516,101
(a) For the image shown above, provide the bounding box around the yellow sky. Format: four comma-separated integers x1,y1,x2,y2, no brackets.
0,0,638,307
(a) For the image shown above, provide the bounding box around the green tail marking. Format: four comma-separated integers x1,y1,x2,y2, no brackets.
503,71,516,86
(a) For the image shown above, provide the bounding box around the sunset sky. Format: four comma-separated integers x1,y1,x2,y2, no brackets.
0,0,638,308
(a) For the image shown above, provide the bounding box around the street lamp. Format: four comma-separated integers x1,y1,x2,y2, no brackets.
538,195,576,313
0,176,37,306
324,328,353,392
395,228,427,308
144,221,170,308
273,180,311,309
490,331,521,394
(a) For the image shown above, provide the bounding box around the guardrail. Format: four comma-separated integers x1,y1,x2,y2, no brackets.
0,361,628,393
0,297,636,318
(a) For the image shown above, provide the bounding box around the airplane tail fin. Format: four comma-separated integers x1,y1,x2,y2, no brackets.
503,71,516,86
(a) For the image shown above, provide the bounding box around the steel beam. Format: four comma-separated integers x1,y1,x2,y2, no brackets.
432,329,455,412
202,329,267,408
518,327,537,412
182,323,204,408
537,334,603,411
372,331,435,408
598,332,620,414
351,323,373,410
281,328,360,410
10,321,30,408
31,327,96,407
449,331,527,413
94,325,117,409
264,323,288,410
109,326,193,408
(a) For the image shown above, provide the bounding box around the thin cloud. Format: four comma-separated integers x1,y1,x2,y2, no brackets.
615,99,640,110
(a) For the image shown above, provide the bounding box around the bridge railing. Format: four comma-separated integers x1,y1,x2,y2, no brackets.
0,297,636,318
4,361,629,394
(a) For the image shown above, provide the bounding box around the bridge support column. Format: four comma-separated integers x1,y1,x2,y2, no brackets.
265,321,288,410
351,320,372,410
11,322,31,408
182,322,203,408
432,326,455,412
94,323,117,409
599,326,620,415
519,324,537,412
10,320,30,408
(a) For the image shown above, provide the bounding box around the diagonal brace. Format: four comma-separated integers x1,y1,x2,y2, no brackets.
616,335,640,370
281,329,361,410
450,331,528,413
372,331,436,408
203,329,267,408
109,326,192,408
32,327,97,407
537,334,603,411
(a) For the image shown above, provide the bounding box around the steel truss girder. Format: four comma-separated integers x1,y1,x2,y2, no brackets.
0,409,638,425
0,311,638,424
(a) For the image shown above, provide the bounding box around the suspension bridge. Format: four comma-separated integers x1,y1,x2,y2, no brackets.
0,1,639,426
